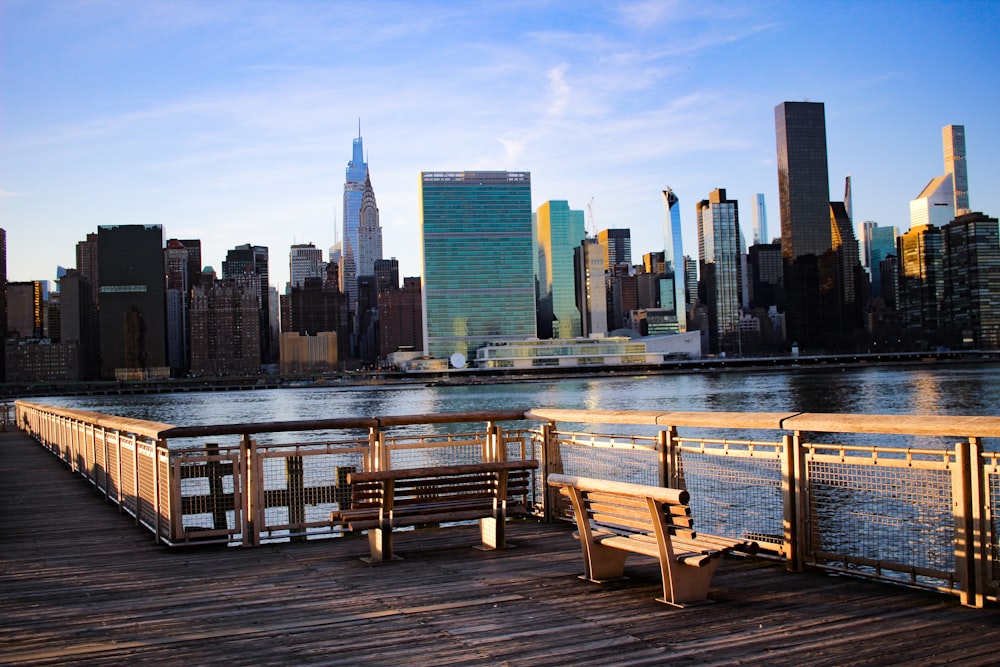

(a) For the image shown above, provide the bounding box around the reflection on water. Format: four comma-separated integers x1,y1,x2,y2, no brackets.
34,363,1000,449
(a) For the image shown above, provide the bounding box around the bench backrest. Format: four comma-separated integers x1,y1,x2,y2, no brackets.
347,460,538,514
547,473,694,539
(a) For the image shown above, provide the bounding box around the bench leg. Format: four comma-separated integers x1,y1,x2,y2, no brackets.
657,559,721,607
363,527,402,563
581,541,630,582
477,515,505,550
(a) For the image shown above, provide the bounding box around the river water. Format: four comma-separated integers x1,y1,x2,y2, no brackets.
33,362,1000,448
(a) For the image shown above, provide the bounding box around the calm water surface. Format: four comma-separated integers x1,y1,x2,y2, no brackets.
36,363,1000,432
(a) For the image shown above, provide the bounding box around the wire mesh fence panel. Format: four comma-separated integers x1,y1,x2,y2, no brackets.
552,431,661,486
805,452,956,588
986,453,1000,593
385,432,490,469
676,448,784,550
256,443,367,542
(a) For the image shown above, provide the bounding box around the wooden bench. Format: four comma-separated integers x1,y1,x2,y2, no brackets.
547,473,758,606
330,459,538,562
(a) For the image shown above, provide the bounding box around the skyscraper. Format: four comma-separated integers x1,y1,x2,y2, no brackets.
662,187,688,332
696,188,742,353
943,212,1000,349
751,193,768,245
597,228,632,272
897,224,944,338
775,102,832,259
356,172,383,281
943,124,969,214
341,131,367,309
574,237,608,337
289,243,325,290
97,225,168,379
909,175,954,229
222,243,272,364
536,200,586,339
420,171,535,364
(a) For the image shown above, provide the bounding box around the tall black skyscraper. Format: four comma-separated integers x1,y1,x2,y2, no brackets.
775,101,837,350
775,102,832,259
97,225,168,379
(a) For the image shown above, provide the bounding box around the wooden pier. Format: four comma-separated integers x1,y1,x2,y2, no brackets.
2,428,999,666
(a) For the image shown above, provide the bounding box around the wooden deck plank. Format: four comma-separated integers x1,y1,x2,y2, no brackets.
3,429,1000,666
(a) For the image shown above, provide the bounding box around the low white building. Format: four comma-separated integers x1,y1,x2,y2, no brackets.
474,333,700,370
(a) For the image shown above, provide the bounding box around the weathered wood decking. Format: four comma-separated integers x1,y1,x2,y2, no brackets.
2,429,999,666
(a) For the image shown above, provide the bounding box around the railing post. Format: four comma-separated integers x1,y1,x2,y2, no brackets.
152,439,164,545
954,438,985,607
368,421,387,472
782,433,803,571
662,426,679,489
241,433,259,547
540,422,563,522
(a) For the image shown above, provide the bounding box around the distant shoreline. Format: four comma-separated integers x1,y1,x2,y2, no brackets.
4,349,998,400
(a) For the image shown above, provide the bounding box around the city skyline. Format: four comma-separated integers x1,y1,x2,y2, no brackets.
2,1,999,291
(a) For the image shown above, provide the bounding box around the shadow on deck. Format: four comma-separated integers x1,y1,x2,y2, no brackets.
2,429,999,666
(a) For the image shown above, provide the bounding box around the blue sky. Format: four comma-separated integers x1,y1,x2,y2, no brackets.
2,0,998,291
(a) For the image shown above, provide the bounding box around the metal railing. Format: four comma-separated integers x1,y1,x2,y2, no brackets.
14,400,1000,608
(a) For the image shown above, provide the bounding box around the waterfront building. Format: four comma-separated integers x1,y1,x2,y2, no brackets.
473,336,673,370
574,237,609,337
284,277,351,363
221,243,273,364
943,124,969,214
597,228,632,273
661,187,688,332
419,171,535,364
279,331,338,375
378,276,423,359
697,188,742,354
341,132,367,310
536,200,586,339
189,281,261,377
751,193,768,245
897,224,944,341
357,172,383,283
942,212,1000,349
97,225,168,380
289,243,325,291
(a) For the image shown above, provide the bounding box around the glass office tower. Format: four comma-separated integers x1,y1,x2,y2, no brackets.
536,200,586,339
662,187,687,332
696,189,741,353
420,171,536,364
775,101,832,259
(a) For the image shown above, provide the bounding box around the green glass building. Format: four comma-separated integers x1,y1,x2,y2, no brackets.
420,171,536,365
536,200,586,339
